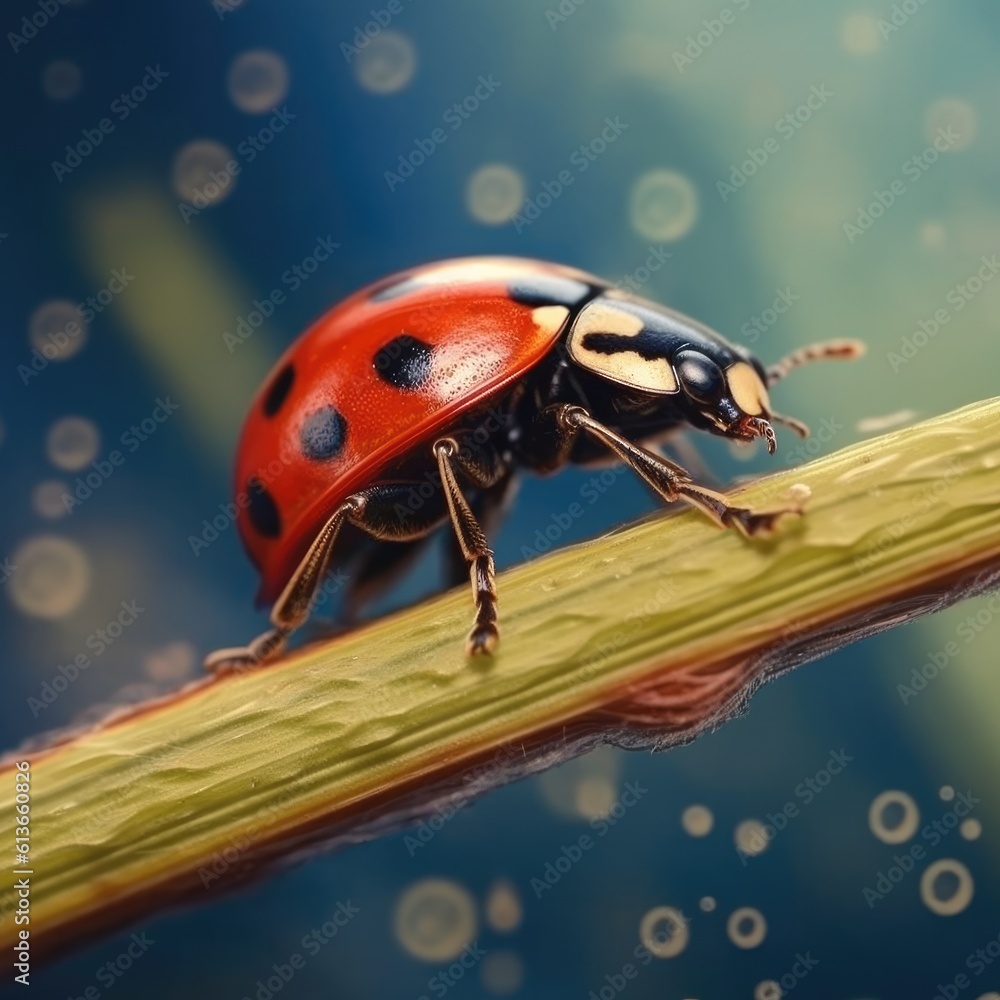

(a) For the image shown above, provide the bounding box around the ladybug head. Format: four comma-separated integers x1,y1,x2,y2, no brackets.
672,349,780,453
565,294,862,453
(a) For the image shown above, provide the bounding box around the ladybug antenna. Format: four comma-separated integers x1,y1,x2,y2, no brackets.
766,339,865,387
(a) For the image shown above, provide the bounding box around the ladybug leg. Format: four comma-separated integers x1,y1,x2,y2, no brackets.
205,495,367,673
433,438,502,657
443,474,516,590
548,405,800,537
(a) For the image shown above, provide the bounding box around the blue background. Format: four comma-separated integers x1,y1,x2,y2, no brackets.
1,0,999,997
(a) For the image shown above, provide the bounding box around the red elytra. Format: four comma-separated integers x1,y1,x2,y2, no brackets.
234,257,597,606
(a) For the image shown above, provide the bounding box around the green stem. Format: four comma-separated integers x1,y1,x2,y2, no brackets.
4,398,1000,960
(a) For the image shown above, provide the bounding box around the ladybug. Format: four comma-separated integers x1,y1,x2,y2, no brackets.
206,256,862,670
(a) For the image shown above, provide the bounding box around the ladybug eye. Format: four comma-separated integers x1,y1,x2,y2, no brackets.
674,350,723,403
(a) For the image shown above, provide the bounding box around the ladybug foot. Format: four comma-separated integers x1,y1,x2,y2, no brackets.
204,627,288,675
723,504,802,538
466,623,499,657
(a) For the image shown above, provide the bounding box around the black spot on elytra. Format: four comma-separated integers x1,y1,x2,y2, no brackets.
508,275,593,309
300,406,347,461
246,477,281,538
581,328,676,361
262,364,295,417
373,335,435,391
368,275,422,302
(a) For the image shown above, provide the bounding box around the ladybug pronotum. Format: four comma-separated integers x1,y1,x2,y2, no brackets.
206,256,862,670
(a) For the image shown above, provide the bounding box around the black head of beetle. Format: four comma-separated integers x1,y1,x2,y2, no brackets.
559,292,861,455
